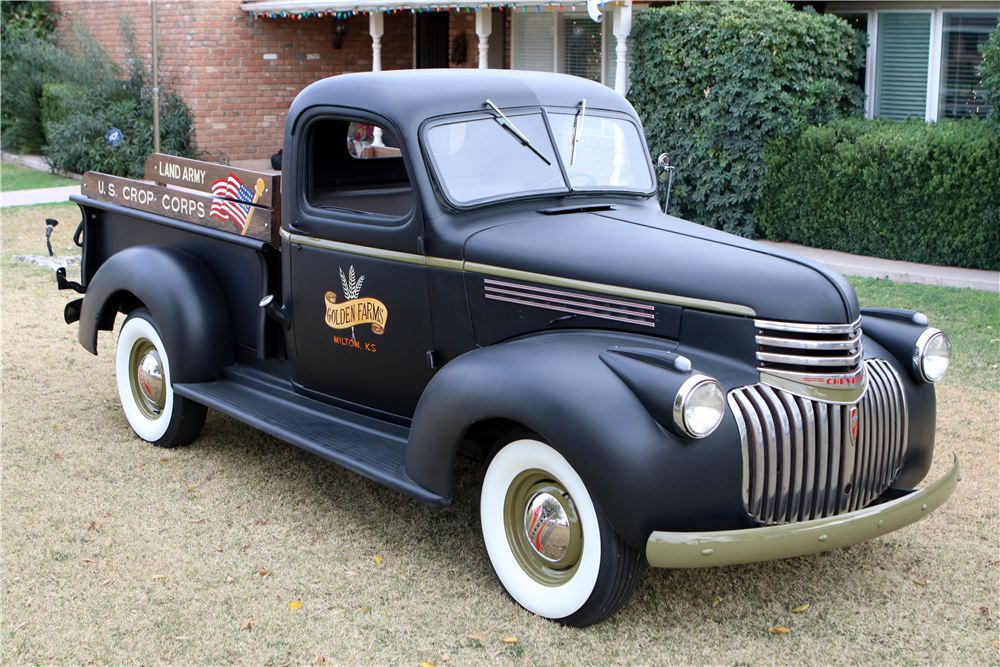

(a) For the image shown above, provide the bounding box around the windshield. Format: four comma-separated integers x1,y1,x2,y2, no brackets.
424,108,652,206
426,112,565,205
547,113,654,192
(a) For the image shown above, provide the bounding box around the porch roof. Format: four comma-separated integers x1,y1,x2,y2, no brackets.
240,0,609,17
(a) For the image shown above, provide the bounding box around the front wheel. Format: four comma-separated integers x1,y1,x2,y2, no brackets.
480,436,645,627
116,308,206,448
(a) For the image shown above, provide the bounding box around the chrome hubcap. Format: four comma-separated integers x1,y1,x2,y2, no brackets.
136,351,163,410
523,491,572,563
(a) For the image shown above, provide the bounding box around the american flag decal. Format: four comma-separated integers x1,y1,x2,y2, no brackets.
210,174,262,234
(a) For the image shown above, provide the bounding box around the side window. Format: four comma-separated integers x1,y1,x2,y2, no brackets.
307,118,413,220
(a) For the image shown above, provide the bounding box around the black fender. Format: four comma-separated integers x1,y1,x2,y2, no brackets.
405,330,750,551
78,245,234,383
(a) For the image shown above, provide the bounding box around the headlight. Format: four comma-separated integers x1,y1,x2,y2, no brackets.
673,374,725,438
913,328,951,383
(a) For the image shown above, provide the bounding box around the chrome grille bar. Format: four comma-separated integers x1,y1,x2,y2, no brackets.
756,333,861,350
733,359,908,525
799,398,816,522
757,349,863,367
484,278,656,327
754,319,860,334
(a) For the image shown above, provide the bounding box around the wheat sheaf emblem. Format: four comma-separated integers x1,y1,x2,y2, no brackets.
324,265,386,339
340,265,365,300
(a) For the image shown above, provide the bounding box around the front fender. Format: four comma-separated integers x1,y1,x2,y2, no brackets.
405,331,749,551
78,245,234,383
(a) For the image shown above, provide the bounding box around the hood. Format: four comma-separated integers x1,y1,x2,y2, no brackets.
462,207,859,324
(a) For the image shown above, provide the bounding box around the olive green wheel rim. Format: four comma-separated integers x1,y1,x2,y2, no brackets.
503,469,584,587
128,338,165,421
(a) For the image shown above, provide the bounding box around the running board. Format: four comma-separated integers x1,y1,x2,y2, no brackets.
174,366,448,508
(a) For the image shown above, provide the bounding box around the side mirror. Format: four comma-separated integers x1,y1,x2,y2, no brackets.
656,153,672,182
655,153,676,215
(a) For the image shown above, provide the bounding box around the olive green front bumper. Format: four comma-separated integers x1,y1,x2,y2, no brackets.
646,456,959,568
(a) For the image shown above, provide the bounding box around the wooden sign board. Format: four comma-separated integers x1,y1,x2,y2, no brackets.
81,172,275,244
143,153,278,209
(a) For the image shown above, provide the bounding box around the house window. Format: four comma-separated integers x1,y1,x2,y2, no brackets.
512,11,610,85
873,12,932,121
854,9,999,122
561,15,602,81
938,12,998,119
513,12,555,72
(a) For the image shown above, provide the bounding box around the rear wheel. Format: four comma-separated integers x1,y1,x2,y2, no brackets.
116,308,206,448
480,435,645,627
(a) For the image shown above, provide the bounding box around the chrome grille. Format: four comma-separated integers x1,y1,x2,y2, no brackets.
730,359,908,525
756,318,863,374
484,278,656,327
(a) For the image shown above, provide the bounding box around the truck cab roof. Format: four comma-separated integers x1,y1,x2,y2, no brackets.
287,69,639,134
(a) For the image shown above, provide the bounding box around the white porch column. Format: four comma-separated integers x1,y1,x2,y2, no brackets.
370,11,384,73
476,7,492,69
370,12,385,146
612,3,632,97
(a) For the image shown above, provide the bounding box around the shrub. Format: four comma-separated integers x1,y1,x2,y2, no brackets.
757,117,1000,270
982,26,1000,131
628,1,865,237
43,13,201,177
1,2,64,152
40,82,86,129
44,90,196,178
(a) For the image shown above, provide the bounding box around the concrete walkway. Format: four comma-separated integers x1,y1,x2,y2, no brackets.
1,184,80,208
2,152,82,207
1,152,82,180
757,241,999,293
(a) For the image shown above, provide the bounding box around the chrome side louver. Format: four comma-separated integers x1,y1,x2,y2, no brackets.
730,359,908,526
484,278,656,327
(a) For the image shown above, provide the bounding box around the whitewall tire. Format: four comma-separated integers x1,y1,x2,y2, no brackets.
481,436,645,627
116,308,206,448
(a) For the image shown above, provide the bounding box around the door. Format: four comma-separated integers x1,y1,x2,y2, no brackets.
286,114,435,419
416,11,450,68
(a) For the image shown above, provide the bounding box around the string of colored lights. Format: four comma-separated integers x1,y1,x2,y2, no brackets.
248,1,622,19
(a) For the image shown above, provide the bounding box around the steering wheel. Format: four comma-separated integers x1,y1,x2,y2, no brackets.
568,171,598,188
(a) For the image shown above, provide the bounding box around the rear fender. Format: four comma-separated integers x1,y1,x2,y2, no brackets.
405,331,748,550
77,245,234,383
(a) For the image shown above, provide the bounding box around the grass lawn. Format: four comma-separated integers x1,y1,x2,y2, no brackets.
1,160,77,192
1,202,997,665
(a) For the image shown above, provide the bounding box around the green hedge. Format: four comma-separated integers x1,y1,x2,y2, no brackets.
628,1,865,237
757,117,1000,270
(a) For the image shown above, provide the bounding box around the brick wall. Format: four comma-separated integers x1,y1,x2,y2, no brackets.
53,2,514,161
53,1,416,161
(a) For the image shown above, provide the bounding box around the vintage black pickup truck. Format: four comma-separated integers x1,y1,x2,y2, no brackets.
58,69,958,627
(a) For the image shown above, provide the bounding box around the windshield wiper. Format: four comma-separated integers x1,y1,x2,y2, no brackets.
571,98,586,166
484,99,551,166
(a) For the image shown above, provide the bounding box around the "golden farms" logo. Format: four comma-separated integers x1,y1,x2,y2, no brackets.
324,266,387,336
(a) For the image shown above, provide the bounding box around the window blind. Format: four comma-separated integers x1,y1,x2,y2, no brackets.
938,12,998,119
513,13,555,72
873,12,931,120
561,15,602,82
